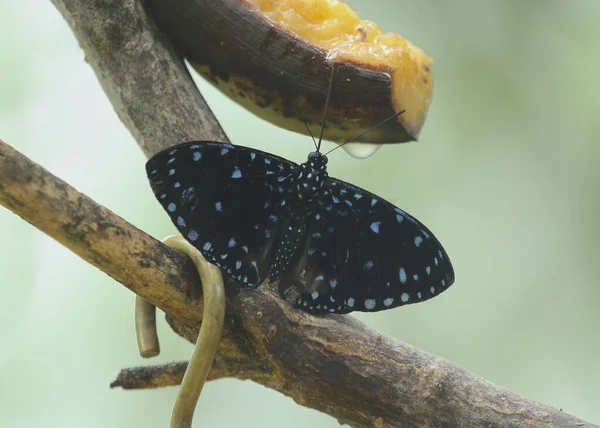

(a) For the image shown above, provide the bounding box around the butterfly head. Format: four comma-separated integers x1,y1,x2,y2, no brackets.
295,152,329,202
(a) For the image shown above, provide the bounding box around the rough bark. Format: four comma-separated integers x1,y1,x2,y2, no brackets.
51,0,228,157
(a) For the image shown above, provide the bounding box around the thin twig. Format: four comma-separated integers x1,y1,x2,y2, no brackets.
111,361,233,390
111,362,188,390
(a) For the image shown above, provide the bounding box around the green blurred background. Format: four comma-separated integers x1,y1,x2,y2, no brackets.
1,0,599,426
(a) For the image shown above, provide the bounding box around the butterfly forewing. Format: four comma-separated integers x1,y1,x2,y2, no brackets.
146,141,297,287
295,177,454,313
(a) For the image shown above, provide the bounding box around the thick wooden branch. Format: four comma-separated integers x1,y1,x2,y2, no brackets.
2,0,585,426
50,0,229,156
0,138,591,427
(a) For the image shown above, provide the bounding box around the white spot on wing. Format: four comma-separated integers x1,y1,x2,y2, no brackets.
401,293,409,303
399,267,407,284
188,230,199,241
193,152,201,161
232,166,242,178
370,222,381,234
347,297,355,308
167,203,176,212
215,201,222,211
364,299,376,310
414,236,423,247
228,238,237,247
385,297,395,306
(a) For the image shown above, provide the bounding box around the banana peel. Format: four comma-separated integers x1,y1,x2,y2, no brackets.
146,0,433,146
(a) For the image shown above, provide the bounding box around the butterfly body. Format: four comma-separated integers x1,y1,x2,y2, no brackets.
147,141,454,314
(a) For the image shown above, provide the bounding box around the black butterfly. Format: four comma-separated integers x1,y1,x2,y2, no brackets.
146,140,455,314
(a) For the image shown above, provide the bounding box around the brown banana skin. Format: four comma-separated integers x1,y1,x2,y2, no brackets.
146,0,432,144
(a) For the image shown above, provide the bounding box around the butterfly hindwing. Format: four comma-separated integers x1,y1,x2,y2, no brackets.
146,141,297,287
295,177,454,313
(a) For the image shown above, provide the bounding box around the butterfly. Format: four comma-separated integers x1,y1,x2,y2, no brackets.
146,140,455,314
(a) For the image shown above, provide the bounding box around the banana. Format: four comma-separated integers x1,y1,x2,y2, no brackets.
146,0,433,146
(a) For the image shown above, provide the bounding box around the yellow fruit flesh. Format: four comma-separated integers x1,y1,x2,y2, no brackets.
245,0,433,136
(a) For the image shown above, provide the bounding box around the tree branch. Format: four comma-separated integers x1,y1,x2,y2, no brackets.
0,0,586,426
50,0,229,157
111,362,188,390
110,361,233,390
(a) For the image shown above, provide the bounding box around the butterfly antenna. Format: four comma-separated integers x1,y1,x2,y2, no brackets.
324,109,406,156
317,66,336,153
293,99,318,150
